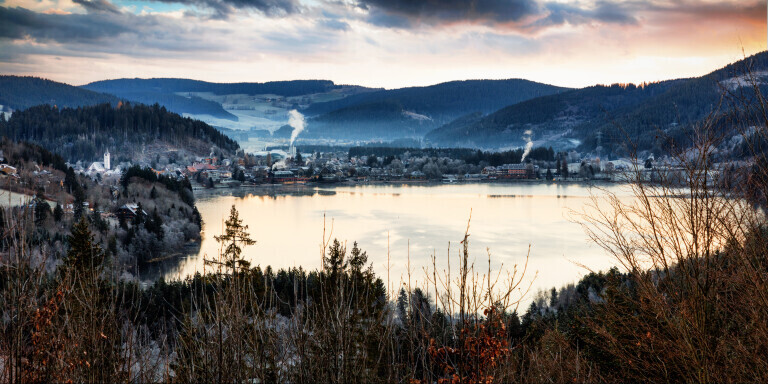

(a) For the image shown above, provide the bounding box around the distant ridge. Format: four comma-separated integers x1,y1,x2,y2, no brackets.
425,51,768,152
82,78,343,97
303,79,570,140
0,76,119,110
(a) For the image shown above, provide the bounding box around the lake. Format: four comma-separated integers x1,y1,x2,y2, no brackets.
142,182,631,301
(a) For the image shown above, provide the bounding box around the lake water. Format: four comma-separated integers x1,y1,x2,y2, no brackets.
143,182,632,300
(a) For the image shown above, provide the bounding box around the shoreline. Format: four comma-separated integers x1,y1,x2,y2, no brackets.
192,177,621,194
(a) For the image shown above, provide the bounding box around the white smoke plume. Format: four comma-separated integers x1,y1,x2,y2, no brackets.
520,129,533,162
288,109,305,147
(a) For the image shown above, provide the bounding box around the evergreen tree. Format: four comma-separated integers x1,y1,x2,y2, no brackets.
33,190,50,225
396,287,409,324
210,205,255,274
562,160,569,179
65,217,105,275
132,202,146,226
72,185,86,221
53,203,63,222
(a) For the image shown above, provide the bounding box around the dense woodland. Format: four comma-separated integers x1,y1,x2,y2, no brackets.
426,52,768,153
305,79,568,120
0,76,119,111
0,103,239,162
99,91,238,121
303,79,568,140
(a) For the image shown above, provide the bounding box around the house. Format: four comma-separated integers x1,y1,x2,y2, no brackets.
115,204,146,222
496,163,538,179
0,164,17,175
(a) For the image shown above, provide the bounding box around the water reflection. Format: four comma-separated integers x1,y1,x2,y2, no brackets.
142,183,632,297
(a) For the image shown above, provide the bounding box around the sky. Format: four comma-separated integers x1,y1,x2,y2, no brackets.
0,0,765,89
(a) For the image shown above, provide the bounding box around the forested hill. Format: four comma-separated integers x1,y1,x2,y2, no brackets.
0,76,237,121
426,51,768,152
305,79,569,119
83,78,341,97
425,80,682,147
0,76,119,111
302,79,568,140
81,78,348,121
582,51,768,153
0,103,239,162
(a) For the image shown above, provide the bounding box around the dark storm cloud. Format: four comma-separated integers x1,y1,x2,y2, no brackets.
149,0,300,18
355,0,759,32
360,0,541,28
0,5,229,62
0,6,131,42
72,0,121,14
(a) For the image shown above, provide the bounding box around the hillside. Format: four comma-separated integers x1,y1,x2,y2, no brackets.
100,91,239,121
426,51,768,152
81,78,360,123
0,76,119,111
0,102,239,162
305,100,437,140
302,79,568,140
425,80,682,148
305,79,568,118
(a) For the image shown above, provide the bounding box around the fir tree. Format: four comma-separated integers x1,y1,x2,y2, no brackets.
65,217,105,275
53,203,63,222
209,205,255,274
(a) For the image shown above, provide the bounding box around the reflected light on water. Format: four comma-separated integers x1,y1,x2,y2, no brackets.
143,183,634,299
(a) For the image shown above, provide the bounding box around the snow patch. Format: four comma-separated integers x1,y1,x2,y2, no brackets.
402,111,432,121
720,71,768,90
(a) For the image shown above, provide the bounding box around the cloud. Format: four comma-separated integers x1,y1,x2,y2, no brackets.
356,0,760,34
319,18,351,31
360,0,541,28
72,0,121,14
0,6,131,42
0,4,229,61
0,0,762,90
148,0,300,18
531,1,638,30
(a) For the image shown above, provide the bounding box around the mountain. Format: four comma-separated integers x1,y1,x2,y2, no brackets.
302,79,569,140
83,78,341,97
426,51,768,152
81,78,362,123
425,81,683,148
0,102,239,162
0,76,119,111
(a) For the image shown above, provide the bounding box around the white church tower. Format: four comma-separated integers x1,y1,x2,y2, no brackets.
104,150,111,170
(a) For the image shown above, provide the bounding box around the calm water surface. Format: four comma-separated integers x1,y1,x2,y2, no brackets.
143,182,631,297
